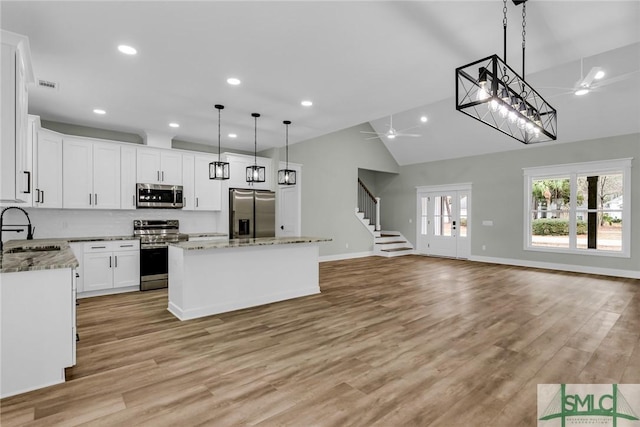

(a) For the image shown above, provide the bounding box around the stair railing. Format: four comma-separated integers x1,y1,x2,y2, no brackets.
357,178,381,231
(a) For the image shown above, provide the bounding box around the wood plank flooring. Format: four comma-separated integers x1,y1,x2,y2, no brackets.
1,256,638,426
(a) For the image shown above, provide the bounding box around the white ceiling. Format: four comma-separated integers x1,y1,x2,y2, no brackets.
2,1,639,166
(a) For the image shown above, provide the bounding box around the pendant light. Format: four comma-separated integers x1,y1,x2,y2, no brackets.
277,120,296,185
455,0,557,144
246,113,265,183
209,104,230,180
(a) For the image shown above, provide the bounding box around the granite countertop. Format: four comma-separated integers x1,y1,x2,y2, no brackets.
1,240,79,273
57,235,139,243
185,232,228,238
170,236,332,251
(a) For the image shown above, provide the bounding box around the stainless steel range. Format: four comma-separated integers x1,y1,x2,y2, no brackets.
133,219,188,291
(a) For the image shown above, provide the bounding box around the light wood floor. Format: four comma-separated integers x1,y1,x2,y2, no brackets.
1,256,639,426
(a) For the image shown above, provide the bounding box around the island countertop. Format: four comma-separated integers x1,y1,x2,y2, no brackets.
169,236,331,251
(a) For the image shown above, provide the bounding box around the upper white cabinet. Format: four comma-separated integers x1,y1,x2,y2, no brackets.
1,30,34,203
224,153,273,191
33,129,63,208
63,136,120,209
136,147,182,185
181,154,221,211
120,145,137,210
193,155,222,211
181,154,195,211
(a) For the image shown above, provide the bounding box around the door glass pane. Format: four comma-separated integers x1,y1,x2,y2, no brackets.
421,197,428,235
434,195,452,237
459,194,467,237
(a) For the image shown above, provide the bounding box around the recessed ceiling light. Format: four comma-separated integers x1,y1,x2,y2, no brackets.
301,100,313,107
93,109,106,115
228,133,237,138
594,70,605,80
420,116,428,123
117,45,137,55
169,122,180,128
227,77,241,86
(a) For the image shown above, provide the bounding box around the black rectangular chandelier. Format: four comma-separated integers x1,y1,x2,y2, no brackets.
246,113,266,183
455,0,557,145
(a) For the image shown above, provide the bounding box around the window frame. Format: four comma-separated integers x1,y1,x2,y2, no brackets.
523,158,632,258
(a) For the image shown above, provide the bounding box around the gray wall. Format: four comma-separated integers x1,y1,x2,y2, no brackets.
378,133,640,274
287,123,399,256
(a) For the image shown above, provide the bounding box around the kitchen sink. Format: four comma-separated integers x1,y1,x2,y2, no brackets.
4,245,61,254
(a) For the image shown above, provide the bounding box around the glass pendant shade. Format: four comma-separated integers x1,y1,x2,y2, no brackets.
278,120,296,186
278,169,296,185
246,113,266,183
209,104,230,180
209,161,229,179
246,165,265,182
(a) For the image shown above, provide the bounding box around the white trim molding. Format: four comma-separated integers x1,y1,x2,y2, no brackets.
320,251,374,262
470,255,640,280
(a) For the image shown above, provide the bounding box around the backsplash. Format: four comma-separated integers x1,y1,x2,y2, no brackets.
1,208,223,244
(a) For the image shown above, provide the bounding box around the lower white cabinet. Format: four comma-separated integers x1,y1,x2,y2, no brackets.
82,240,140,293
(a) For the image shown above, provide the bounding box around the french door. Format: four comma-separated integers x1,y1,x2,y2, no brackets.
417,185,471,258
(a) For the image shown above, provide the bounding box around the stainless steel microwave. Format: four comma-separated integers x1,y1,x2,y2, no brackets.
136,183,183,209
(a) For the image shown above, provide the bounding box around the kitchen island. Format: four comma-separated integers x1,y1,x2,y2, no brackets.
167,236,331,320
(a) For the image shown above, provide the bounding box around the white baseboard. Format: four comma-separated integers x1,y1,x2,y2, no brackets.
77,285,140,299
469,255,640,279
320,251,374,262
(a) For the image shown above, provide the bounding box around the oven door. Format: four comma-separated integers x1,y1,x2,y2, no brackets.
140,245,168,291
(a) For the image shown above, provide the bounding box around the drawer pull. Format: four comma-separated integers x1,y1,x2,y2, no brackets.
90,246,106,249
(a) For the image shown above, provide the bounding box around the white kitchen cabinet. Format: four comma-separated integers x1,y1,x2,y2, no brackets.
0,30,34,204
194,155,222,210
82,240,140,293
121,145,137,209
181,154,194,210
1,267,75,398
63,137,120,209
136,147,182,185
33,129,63,208
224,153,273,191
69,242,84,293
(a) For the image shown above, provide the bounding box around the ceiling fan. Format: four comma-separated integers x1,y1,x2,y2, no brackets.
360,115,423,141
545,58,639,98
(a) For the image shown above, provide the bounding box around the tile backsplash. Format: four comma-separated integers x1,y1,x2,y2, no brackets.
1,208,223,244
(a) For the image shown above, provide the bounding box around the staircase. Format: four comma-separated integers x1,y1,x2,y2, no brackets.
356,179,414,257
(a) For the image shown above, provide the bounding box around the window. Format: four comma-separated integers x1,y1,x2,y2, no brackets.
523,158,631,257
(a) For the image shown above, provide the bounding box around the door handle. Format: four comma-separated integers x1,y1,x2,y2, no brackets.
23,171,31,194
161,171,164,182
133,195,135,206
115,255,118,268
35,188,40,203
157,171,160,181
109,256,112,268
95,193,98,205
196,197,199,208
41,190,44,204
89,193,92,205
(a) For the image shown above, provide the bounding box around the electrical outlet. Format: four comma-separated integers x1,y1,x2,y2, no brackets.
345,243,349,249
482,245,486,251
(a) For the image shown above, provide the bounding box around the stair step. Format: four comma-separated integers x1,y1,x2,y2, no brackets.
376,240,406,245
380,233,400,237
381,247,413,253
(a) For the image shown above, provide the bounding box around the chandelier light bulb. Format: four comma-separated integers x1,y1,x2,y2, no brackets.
499,104,509,118
476,83,490,102
489,99,500,112
508,111,518,123
517,118,526,130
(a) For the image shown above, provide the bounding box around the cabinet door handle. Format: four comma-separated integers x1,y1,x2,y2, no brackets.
91,245,106,249
196,197,199,208
120,244,134,248
133,194,135,207
41,190,44,204
114,255,118,268
89,193,92,205
157,171,160,181
183,197,186,207
35,188,40,203
161,171,165,182
23,171,31,194
109,256,112,268
95,193,98,205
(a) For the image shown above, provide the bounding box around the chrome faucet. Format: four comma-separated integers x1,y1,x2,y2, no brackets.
0,207,34,251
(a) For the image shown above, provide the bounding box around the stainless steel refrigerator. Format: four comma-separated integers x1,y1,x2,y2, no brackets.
229,189,276,239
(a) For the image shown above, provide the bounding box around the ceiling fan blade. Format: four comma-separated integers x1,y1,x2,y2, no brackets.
397,133,422,137
360,131,384,135
364,135,382,140
594,70,640,87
